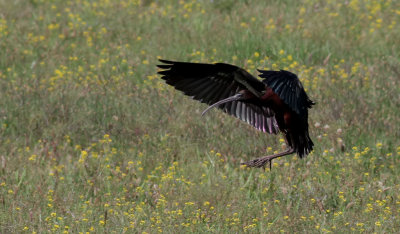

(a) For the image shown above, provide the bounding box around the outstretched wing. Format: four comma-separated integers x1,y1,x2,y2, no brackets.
258,69,315,119
158,60,279,134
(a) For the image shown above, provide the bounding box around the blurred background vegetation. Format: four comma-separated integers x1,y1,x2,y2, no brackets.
0,0,399,232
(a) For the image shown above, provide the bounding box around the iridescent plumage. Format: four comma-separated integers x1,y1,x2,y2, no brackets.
157,59,315,168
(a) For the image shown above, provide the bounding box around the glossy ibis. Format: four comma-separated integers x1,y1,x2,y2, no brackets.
157,59,315,169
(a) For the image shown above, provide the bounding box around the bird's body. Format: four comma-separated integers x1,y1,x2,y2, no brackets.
157,59,314,168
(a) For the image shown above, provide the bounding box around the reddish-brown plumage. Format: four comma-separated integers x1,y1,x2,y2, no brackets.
261,88,287,112
260,87,293,132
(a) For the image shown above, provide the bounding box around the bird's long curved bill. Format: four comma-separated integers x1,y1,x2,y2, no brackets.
201,93,243,116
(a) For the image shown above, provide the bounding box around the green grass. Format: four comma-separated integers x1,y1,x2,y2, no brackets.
1,0,400,233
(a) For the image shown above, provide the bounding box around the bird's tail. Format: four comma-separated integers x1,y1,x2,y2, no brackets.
286,128,314,158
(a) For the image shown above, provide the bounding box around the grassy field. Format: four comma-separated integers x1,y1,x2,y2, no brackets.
1,0,400,233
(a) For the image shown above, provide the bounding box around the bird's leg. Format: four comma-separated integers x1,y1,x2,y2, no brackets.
241,148,295,169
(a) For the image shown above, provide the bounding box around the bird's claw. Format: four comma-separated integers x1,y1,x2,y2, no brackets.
241,148,295,170
241,158,273,170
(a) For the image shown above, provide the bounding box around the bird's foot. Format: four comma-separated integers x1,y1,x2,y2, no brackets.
241,155,274,169
241,148,295,170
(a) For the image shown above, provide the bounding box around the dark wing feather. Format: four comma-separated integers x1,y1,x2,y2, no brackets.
258,69,315,119
158,59,279,134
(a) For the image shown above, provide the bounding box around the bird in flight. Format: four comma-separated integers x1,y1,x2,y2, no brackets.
157,59,315,169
